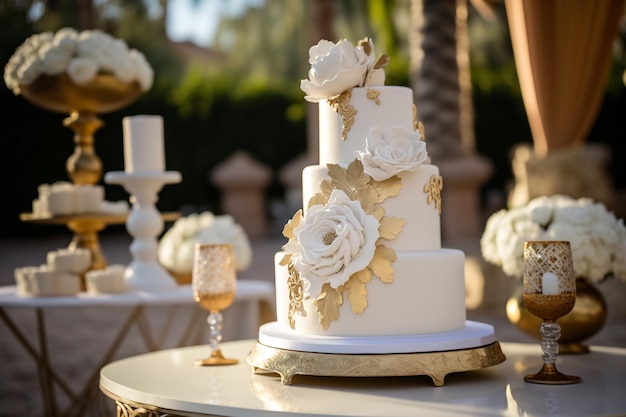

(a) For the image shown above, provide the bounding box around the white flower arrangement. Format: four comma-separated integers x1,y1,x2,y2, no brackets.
480,194,626,283
158,212,252,274
300,37,388,102
4,27,153,95
355,126,429,181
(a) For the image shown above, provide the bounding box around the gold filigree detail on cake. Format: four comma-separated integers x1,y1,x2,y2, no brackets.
328,90,356,141
418,120,426,141
282,159,406,330
366,88,381,105
424,174,443,215
280,217,308,330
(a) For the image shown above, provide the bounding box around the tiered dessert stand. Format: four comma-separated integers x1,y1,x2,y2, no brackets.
17,74,177,273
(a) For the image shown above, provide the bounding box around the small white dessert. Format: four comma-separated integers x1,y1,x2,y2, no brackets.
85,265,127,294
74,185,104,214
52,271,81,296
14,266,39,296
46,182,76,216
99,200,129,214
47,248,91,274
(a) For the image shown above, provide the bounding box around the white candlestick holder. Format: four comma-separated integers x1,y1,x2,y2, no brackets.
105,171,181,292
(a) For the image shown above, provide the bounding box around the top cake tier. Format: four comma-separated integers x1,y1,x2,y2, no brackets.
318,86,415,166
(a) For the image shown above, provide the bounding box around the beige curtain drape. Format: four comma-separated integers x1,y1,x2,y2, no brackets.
505,0,625,157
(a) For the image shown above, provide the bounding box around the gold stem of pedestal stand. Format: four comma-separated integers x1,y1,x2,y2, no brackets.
63,111,104,185
67,218,108,290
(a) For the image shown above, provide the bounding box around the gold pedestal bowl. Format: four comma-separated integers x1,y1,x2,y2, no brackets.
20,73,143,184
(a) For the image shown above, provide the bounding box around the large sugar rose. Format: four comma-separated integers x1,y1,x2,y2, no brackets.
355,126,428,181
300,38,385,103
284,189,380,296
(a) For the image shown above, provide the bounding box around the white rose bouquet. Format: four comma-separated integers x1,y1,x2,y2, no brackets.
300,37,388,102
158,212,252,275
480,195,626,283
4,27,153,95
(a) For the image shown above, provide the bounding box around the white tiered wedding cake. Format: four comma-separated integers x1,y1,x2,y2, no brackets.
255,38,498,357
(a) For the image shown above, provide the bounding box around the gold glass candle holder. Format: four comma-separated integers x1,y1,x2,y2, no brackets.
522,241,581,384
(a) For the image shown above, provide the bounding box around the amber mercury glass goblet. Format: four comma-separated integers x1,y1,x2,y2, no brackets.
192,243,239,366
522,241,581,384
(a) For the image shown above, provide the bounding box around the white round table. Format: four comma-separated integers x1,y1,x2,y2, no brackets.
100,339,626,417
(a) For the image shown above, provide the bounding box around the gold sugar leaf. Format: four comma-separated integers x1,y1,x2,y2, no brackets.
282,210,302,239
358,37,372,55
372,206,385,222
371,175,402,203
307,193,327,209
379,216,406,240
279,253,292,266
354,187,379,213
313,283,343,330
344,273,369,314
373,54,390,70
369,245,397,283
319,178,334,199
328,161,370,200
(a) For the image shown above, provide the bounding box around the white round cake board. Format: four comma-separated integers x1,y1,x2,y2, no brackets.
258,320,497,354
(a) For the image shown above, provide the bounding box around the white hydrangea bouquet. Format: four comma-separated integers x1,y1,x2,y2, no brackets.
158,212,252,277
480,194,626,283
4,27,153,95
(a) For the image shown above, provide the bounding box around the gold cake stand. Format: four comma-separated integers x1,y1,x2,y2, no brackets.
248,340,506,386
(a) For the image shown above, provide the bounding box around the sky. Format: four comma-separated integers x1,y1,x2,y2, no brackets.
166,0,263,46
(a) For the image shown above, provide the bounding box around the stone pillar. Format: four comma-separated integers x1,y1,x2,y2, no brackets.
210,151,272,238
508,143,614,209
438,153,493,244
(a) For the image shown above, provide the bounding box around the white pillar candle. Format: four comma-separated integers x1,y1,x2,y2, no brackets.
541,272,559,295
123,115,165,173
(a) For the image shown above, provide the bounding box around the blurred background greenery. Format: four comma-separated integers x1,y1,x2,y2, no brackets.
0,0,624,237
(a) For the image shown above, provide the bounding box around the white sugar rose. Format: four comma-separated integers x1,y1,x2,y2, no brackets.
285,189,380,296
355,126,428,181
300,39,369,102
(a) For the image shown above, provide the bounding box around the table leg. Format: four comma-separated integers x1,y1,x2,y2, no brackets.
63,305,145,417
0,307,77,416
36,308,60,417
